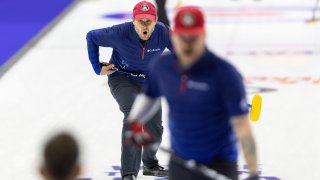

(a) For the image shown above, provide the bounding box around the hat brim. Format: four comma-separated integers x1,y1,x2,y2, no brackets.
135,14,156,21
172,27,205,35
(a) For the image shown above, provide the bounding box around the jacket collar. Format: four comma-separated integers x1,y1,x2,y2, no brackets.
175,48,213,74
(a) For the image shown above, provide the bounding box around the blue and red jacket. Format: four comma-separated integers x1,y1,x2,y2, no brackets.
86,22,173,83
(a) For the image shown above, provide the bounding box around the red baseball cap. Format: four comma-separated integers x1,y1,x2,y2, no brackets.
133,1,157,21
173,6,205,34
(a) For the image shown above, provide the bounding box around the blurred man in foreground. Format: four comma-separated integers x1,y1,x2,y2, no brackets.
126,6,259,180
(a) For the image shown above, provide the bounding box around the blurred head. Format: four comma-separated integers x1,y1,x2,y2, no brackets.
171,6,206,68
132,1,158,40
39,133,80,180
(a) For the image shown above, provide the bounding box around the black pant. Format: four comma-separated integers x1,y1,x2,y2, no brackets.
108,75,163,177
169,157,238,180
155,0,170,27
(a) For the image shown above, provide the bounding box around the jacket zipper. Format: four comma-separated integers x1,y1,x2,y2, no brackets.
142,46,145,60
140,40,146,60
179,72,188,94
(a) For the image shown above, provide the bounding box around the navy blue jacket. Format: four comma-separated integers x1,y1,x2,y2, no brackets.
86,22,173,83
144,50,249,163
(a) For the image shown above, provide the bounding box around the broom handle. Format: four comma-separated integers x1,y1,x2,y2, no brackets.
312,0,320,20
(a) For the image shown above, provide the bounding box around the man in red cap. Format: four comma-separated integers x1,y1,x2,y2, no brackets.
126,6,259,180
86,1,172,179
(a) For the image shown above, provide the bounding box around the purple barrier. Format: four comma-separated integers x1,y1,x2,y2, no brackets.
0,0,74,67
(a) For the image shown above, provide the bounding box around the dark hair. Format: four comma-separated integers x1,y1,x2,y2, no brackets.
44,133,79,180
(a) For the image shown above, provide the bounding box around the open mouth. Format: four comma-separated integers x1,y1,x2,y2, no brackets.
143,31,147,35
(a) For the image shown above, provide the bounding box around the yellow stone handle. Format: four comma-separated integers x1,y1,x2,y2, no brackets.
250,95,262,122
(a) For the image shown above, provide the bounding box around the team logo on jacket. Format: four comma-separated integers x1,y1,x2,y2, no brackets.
187,80,209,91
181,12,195,27
147,48,161,52
141,4,149,11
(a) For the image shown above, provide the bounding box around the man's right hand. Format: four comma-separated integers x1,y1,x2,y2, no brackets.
100,63,115,75
125,121,154,147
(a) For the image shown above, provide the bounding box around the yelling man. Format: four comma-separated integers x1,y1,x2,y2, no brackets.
86,1,172,179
